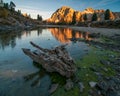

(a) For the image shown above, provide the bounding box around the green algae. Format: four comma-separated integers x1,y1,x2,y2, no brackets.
51,46,119,96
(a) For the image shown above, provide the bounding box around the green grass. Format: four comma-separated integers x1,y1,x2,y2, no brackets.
52,86,80,96
51,46,119,96
99,35,119,45
50,72,66,85
0,7,9,18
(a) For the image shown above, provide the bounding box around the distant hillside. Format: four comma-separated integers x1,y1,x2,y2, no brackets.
46,6,120,24
0,7,41,31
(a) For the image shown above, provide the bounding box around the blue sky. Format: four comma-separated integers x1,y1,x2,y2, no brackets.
4,0,120,19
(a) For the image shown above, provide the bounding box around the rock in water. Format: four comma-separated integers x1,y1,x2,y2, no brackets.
78,82,85,92
89,81,97,88
64,79,74,91
22,41,76,78
49,84,59,94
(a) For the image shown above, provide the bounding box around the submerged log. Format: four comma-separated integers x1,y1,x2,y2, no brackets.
22,42,76,78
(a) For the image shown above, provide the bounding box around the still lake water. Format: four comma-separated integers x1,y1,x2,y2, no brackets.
0,28,91,96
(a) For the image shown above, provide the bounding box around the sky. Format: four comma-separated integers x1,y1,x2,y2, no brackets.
4,0,120,20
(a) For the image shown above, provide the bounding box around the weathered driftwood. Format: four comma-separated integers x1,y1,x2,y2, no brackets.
22,42,76,78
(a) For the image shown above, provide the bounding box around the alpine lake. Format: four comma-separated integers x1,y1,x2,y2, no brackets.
0,27,119,96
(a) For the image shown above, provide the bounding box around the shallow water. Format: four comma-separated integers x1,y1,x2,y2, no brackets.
0,28,91,96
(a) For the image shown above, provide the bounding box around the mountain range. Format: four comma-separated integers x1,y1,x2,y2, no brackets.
46,6,120,24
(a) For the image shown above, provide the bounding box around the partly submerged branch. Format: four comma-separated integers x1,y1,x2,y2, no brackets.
22,42,76,78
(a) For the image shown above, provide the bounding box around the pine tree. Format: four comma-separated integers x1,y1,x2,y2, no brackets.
4,3,9,9
17,10,21,15
28,14,31,18
105,9,110,20
72,12,76,24
92,13,97,21
37,14,42,21
83,14,87,21
10,1,16,11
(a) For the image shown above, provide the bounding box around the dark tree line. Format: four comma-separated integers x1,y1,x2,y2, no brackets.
83,13,98,22
4,1,16,11
82,9,111,22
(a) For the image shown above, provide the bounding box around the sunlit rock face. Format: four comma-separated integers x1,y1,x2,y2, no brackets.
46,6,119,24
74,11,82,22
49,28,92,43
48,6,74,24
113,12,120,20
109,11,116,20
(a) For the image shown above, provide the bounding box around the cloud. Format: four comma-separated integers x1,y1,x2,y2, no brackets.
16,6,53,19
93,0,119,8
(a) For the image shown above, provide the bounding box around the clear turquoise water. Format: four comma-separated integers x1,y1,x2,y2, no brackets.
0,28,90,96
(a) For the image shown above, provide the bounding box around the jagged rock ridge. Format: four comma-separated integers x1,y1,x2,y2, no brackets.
48,6,75,24
46,6,120,24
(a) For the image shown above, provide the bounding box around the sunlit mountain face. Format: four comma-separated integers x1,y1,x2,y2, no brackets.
49,28,92,43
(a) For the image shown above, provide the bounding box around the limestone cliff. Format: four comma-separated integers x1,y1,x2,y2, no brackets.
48,6,74,24
46,6,120,24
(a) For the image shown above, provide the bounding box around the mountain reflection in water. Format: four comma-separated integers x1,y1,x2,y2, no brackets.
0,28,92,50
49,28,92,43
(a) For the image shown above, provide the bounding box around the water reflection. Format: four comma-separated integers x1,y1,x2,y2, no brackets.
0,28,92,50
0,32,17,49
49,28,92,43
24,62,66,87
24,62,46,87
37,28,43,36
0,28,43,50
0,31,25,50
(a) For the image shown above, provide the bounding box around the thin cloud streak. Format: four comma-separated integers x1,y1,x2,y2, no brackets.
93,0,120,8
16,7,53,19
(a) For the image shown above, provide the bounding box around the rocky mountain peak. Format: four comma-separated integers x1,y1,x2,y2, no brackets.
48,6,75,24
59,6,73,9
46,6,119,24
84,8,94,13
54,6,74,15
